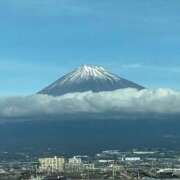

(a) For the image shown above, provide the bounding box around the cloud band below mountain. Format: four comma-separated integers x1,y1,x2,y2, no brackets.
0,88,179,120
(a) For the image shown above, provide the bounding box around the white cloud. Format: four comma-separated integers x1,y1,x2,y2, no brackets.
120,64,143,69
120,63,180,73
0,88,179,120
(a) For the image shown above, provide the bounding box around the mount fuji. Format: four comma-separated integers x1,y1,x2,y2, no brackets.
38,65,144,96
0,65,179,155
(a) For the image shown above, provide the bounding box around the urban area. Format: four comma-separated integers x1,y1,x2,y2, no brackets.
0,149,180,179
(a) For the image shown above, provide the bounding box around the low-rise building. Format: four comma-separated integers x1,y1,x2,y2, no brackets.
68,156,82,164
66,156,83,172
124,157,141,161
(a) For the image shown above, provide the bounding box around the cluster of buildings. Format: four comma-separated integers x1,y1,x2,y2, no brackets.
1,149,180,179
38,152,145,174
35,149,180,179
38,155,94,174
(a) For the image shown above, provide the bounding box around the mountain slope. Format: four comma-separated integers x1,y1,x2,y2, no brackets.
38,65,144,96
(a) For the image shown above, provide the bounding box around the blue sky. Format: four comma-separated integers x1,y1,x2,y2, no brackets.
0,0,180,95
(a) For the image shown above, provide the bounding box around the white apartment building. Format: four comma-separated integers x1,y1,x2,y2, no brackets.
68,156,82,164
39,156,65,173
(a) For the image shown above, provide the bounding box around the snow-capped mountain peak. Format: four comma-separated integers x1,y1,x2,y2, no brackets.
60,65,120,85
38,64,144,96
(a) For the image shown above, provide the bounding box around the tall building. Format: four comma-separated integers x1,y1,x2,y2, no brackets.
39,156,65,173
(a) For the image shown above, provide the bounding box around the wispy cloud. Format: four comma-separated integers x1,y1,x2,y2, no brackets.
120,64,143,69
120,63,180,73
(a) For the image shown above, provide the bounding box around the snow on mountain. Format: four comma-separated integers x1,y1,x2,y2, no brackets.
38,65,144,96
59,65,120,84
